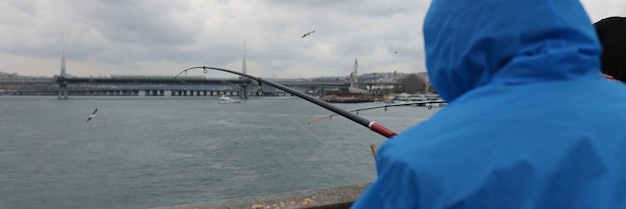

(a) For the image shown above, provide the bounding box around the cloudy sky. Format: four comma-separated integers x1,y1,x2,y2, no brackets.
0,0,623,78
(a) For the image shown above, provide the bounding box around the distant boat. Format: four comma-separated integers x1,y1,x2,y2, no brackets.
425,101,448,110
218,95,241,104
391,93,432,105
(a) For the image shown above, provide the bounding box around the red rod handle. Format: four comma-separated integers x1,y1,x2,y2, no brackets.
369,122,397,138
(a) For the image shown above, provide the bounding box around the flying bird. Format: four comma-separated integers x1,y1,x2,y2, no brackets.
302,30,315,38
394,51,398,54
86,108,98,123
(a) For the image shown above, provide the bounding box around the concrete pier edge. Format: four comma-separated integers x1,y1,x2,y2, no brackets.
157,183,369,209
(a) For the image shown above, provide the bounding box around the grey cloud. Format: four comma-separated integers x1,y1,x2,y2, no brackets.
4,0,620,78
68,0,201,46
0,0,430,77
268,0,424,17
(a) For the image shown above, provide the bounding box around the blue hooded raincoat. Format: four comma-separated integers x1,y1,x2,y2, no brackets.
351,0,626,208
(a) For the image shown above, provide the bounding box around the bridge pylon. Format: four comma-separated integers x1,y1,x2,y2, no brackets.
238,40,249,99
239,84,248,99
58,45,68,100
58,82,68,99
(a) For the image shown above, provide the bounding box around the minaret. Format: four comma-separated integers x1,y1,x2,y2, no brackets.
353,58,358,82
351,58,358,88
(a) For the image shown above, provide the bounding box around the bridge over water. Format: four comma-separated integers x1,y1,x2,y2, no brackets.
1,49,404,98
0,75,402,99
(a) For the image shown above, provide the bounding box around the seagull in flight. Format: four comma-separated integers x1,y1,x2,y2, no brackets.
302,30,315,38
86,108,98,123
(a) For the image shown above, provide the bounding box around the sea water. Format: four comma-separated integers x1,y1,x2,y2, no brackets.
0,96,436,209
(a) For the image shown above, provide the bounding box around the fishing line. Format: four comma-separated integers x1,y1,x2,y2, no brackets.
175,66,398,138
216,77,376,178
319,164,326,188
175,66,388,175
259,97,376,179
212,77,375,180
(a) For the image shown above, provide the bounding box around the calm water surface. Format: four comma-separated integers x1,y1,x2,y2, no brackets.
0,96,437,209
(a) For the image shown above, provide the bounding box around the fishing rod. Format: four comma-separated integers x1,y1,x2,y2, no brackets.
174,66,398,138
307,100,446,125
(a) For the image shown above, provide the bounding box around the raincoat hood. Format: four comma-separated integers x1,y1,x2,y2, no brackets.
423,0,601,102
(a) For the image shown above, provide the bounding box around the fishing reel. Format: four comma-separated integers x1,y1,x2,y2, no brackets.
256,88,264,96
255,80,264,96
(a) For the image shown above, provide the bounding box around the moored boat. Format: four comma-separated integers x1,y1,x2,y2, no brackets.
320,95,374,103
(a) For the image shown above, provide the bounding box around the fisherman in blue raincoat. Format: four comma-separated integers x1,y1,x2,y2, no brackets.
351,0,626,208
